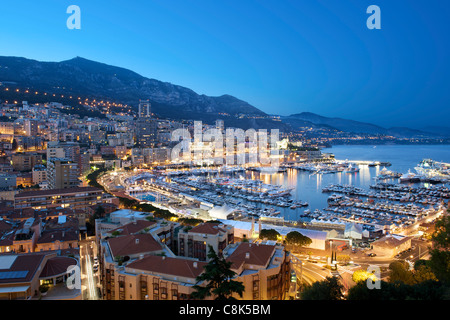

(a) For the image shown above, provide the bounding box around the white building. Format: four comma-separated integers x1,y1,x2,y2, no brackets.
344,223,363,240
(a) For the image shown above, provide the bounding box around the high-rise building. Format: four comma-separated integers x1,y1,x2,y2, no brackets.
11,153,43,171
138,99,151,118
215,119,224,133
46,158,80,189
46,141,85,175
24,119,39,136
135,118,158,148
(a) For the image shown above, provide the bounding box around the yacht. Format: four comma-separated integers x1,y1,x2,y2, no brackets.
344,164,360,173
400,170,421,183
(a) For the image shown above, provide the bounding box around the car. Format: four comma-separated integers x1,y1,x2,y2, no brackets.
93,265,98,272
367,253,377,257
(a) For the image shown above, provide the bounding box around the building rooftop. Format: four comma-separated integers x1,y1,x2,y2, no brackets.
189,223,228,235
226,242,276,270
37,229,79,244
109,220,156,236
372,234,412,249
107,234,162,258
39,256,78,278
0,253,47,284
15,186,102,198
126,255,206,280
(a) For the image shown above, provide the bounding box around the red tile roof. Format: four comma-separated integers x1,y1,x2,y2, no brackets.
15,187,102,198
226,243,276,269
39,256,78,278
107,234,162,257
189,223,226,235
37,229,79,244
126,255,206,279
109,220,156,236
0,253,48,284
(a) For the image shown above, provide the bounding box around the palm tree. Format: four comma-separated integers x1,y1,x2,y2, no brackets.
191,245,245,300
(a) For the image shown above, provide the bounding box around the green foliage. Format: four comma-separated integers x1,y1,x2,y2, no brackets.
428,215,450,284
347,280,447,300
428,248,450,283
86,167,108,192
259,228,280,241
285,231,312,247
432,215,450,249
118,197,177,221
388,260,414,285
178,217,204,227
352,269,378,284
191,245,245,300
336,254,351,265
301,276,345,300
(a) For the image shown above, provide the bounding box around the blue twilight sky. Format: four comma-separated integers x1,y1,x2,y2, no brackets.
0,0,449,129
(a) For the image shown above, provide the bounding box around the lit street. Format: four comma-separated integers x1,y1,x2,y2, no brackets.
80,240,99,300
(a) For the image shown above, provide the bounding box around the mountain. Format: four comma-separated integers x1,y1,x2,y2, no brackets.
0,56,268,126
420,126,450,137
287,112,388,135
286,112,448,138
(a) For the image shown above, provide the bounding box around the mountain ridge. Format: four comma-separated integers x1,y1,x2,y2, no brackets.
285,112,449,138
1,55,448,138
0,55,266,119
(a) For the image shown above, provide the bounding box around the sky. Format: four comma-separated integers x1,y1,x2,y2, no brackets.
0,0,449,129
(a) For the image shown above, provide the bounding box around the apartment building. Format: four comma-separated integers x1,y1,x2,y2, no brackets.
14,187,104,211
177,222,234,261
46,158,80,189
112,255,207,300
11,153,43,172
223,241,291,300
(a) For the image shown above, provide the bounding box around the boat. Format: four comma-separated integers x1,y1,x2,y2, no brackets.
400,170,422,183
344,164,360,173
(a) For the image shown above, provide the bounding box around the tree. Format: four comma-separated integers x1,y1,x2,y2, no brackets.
348,280,447,300
388,260,414,285
285,231,312,247
352,269,378,284
259,229,280,241
428,249,450,283
412,265,438,284
431,215,450,249
94,205,106,218
429,215,450,283
191,245,245,300
337,254,351,265
301,276,345,300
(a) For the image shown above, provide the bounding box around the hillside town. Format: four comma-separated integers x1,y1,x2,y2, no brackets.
0,97,447,301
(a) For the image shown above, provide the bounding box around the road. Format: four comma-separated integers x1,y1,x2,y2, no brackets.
290,238,431,294
80,239,99,300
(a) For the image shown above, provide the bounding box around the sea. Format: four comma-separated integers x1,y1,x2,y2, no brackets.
242,144,450,221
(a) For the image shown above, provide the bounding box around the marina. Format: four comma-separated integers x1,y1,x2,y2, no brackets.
100,145,450,237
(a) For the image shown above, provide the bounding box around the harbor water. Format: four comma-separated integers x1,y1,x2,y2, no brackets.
243,145,450,221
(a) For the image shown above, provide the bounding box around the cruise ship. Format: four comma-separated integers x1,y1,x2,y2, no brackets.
415,159,450,178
